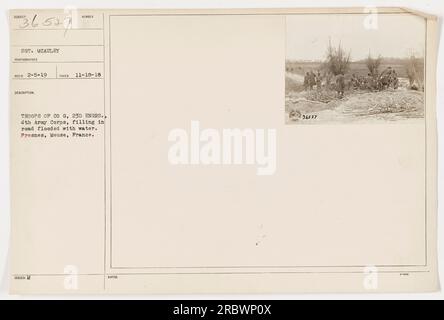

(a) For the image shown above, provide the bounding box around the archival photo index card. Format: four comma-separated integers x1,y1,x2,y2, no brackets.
9,8,439,293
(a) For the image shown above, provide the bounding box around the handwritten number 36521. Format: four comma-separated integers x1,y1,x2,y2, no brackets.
19,14,73,30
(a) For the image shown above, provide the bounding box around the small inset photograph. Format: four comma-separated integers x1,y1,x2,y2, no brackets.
285,13,426,124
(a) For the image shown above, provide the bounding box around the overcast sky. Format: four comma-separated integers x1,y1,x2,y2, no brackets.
286,14,426,61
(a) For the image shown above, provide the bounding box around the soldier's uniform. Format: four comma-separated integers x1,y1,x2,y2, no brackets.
303,72,309,90
392,70,399,89
309,71,316,90
336,74,345,98
316,72,322,90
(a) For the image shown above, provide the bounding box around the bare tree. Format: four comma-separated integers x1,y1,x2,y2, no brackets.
405,53,424,90
366,54,382,77
323,39,351,76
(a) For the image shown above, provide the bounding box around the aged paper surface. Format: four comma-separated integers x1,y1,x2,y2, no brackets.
9,8,439,293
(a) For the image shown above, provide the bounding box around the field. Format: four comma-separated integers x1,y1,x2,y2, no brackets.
286,60,414,78
285,60,425,124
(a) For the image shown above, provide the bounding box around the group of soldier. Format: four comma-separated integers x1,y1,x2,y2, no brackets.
303,71,323,91
350,67,399,91
303,67,399,98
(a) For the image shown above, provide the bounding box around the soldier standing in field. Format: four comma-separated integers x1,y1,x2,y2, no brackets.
379,66,393,90
326,72,332,89
365,73,374,91
316,71,322,90
391,69,399,89
303,72,309,91
336,73,345,98
309,71,316,90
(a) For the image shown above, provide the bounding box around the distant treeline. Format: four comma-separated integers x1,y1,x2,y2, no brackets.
286,59,424,79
